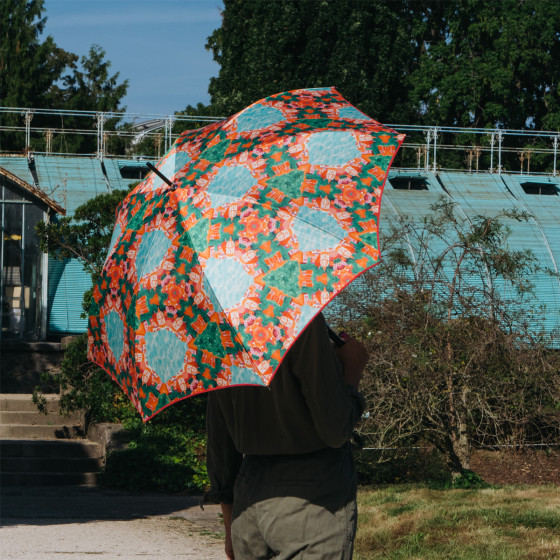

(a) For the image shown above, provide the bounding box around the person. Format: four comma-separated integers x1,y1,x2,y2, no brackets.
206,312,369,560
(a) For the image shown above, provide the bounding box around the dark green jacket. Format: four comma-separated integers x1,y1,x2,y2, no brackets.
206,313,364,503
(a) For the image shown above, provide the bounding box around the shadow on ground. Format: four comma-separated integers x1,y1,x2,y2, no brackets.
0,485,222,531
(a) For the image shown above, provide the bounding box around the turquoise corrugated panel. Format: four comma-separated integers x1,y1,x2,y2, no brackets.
438,172,559,333
48,258,91,333
381,171,444,234
34,155,109,214
34,157,107,335
0,156,35,185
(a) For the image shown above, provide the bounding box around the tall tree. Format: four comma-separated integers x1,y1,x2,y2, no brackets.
0,0,72,109
0,1,128,154
408,0,560,130
0,0,73,151
47,45,129,154
206,0,424,123
207,0,560,131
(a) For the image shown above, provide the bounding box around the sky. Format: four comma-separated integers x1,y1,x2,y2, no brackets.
43,0,224,116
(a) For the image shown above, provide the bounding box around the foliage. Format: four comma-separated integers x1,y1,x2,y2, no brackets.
354,447,450,486
36,186,133,314
45,44,129,154
0,1,128,153
0,0,72,150
409,0,560,130
0,0,71,109
99,396,209,493
207,0,560,132
33,333,137,428
332,198,560,478
206,0,422,123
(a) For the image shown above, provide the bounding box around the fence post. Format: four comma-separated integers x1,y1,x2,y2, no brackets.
554,135,559,176
425,128,432,172
497,130,504,175
23,110,33,156
432,126,439,173
164,117,175,153
490,132,495,172
96,112,106,161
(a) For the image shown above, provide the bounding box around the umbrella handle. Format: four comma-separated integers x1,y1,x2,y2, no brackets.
146,162,173,186
328,326,347,347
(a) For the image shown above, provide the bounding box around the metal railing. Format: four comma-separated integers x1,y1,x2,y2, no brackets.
1,107,559,175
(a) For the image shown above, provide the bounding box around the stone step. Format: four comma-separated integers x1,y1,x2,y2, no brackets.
0,438,103,459
2,455,104,473
1,471,99,486
0,424,86,439
0,393,60,413
0,410,83,426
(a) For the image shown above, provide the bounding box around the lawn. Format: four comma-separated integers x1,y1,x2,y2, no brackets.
354,485,560,560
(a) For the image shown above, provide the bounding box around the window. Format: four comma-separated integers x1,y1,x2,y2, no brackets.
520,182,559,196
389,177,429,191
1,180,45,341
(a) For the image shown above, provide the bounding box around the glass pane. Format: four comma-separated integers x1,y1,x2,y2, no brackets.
2,181,25,201
23,204,44,339
2,203,23,338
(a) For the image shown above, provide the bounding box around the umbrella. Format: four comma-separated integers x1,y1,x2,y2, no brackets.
87,87,404,421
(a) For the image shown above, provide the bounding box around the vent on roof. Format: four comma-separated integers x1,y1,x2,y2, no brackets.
389,177,429,191
521,182,559,196
120,165,149,180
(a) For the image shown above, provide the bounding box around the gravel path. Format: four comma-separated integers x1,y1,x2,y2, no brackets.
1,486,226,560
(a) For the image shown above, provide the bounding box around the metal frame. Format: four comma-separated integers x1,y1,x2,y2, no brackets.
1,107,559,175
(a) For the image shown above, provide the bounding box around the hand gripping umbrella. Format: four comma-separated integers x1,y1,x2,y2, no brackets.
87,87,404,421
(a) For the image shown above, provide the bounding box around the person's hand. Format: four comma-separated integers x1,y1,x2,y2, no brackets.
334,336,369,389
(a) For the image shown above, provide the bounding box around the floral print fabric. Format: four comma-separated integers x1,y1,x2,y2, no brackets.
87,87,404,420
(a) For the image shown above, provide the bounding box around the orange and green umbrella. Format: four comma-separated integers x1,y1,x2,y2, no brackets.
87,87,404,421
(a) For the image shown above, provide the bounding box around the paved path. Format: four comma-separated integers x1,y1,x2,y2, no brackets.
1,486,225,559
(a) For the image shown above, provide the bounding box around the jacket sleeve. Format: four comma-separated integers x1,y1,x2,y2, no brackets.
206,392,243,504
288,314,365,449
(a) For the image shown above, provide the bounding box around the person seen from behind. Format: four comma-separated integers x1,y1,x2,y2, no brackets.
206,312,369,559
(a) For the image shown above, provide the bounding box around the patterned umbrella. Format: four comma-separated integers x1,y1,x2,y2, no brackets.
87,87,404,420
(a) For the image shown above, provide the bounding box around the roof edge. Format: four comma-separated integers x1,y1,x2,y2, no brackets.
0,165,66,215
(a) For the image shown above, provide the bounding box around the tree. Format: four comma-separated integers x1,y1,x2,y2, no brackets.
0,0,73,108
207,0,560,133
409,0,560,131
331,199,560,478
47,44,129,154
205,0,424,123
1,2,128,154
0,0,74,150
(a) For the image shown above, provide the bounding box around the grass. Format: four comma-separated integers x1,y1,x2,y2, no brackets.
354,484,560,560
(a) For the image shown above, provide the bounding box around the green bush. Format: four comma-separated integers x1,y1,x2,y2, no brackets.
99,395,209,493
354,447,450,486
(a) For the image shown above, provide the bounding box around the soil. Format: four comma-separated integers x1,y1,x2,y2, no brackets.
470,447,560,485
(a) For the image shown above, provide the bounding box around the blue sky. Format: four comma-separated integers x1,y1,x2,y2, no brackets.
43,0,224,116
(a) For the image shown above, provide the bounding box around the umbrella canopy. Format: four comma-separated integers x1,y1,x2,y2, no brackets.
87,87,404,420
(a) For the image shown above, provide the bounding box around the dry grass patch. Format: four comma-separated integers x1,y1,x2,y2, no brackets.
355,484,560,560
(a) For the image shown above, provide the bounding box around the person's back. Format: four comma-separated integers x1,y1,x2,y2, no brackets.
206,313,369,559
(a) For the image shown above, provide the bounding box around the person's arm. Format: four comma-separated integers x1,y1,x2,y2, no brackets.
206,393,242,557
220,502,234,560
291,314,368,448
